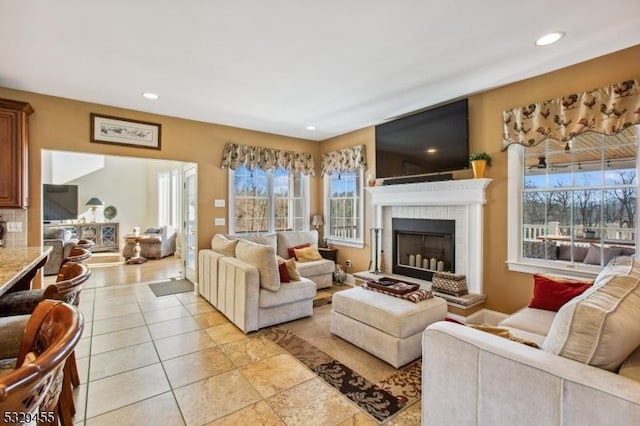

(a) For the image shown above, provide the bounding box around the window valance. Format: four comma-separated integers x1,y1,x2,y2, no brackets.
502,79,640,151
321,144,367,176
220,142,315,176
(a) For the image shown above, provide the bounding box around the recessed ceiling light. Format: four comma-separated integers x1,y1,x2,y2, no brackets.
142,92,159,100
535,31,565,46
306,125,316,131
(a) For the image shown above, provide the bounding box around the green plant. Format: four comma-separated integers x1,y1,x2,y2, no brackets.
469,152,492,166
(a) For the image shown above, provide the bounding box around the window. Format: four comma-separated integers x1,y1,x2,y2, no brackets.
324,170,364,247
508,126,638,277
229,165,308,234
158,168,180,229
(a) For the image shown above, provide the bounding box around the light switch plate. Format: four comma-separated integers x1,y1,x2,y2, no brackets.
214,218,225,226
7,222,22,232
214,199,225,207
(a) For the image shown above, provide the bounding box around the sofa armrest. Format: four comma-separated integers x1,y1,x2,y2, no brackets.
217,256,260,333
422,321,640,425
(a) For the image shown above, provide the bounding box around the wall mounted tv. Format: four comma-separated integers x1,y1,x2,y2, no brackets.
375,98,469,179
43,184,78,221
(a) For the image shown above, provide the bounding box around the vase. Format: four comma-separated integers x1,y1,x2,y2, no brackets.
471,160,487,178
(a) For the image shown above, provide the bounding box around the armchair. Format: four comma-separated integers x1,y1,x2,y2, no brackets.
43,228,79,275
122,225,177,259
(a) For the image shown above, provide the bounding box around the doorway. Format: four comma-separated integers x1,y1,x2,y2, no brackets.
41,149,198,282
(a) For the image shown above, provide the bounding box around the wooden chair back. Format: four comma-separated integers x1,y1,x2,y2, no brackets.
64,246,92,264
48,262,91,306
0,300,83,419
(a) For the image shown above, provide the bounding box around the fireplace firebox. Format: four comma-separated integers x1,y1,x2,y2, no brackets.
392,218,455,281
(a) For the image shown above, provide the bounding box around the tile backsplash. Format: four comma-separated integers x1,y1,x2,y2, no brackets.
0,208,27,248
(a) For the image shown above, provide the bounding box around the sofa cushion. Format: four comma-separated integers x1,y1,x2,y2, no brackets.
528,274,592,312
499,307,557,339
558,244,589,262
294,246,323,262
259,278,316,308
43,227,71,241
592,255,634,287
279,257,301,281
542,256,640,371
583,244,624,265
619,345,640,383
277,260,290,283
211,234,238,257
276,231,318,259
295,259,334,277
235,240,280,292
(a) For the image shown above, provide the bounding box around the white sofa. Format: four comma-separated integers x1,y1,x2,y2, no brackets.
422,256,640,425
198,232,328,333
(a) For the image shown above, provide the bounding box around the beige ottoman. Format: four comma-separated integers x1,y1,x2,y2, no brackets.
330,286,447,368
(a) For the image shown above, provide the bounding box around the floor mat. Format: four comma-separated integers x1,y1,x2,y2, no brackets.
148,279,194,297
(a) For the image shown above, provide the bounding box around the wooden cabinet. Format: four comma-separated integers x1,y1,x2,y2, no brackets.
44,222,120,252
0,99,34,208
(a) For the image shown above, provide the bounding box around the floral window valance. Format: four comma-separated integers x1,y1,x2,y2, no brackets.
220,143,315,176
502,79,640,150
321,144,367,176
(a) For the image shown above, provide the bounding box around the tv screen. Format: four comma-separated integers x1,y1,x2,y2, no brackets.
375,99,469,179
43,184,78,221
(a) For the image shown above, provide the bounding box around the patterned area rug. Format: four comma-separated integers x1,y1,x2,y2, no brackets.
261,327,421,423
312,283,352,308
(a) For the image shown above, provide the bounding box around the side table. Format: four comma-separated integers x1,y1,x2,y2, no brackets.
318,247,338,262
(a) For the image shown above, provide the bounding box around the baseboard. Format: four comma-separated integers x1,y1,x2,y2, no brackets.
446,308,508,325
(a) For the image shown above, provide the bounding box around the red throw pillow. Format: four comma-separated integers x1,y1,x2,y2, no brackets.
278,261,290,283
287,243,311,260
528,274,592,311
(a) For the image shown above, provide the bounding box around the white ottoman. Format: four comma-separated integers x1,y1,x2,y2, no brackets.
330,286,447,368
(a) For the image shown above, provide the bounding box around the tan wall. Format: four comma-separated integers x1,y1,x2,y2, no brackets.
2,44,639,310
0,87,322,263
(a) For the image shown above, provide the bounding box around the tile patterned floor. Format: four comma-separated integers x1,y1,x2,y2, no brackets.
72,283,421,425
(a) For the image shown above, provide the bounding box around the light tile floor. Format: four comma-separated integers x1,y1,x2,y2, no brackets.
72,283,421,425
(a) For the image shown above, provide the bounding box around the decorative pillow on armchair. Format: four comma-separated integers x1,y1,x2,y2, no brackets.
294,246,323,262
287,243,311,260
211,234,238,257
528,274,592,312
236,240,280,291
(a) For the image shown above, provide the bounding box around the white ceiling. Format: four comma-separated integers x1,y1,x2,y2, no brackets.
1,1,639,141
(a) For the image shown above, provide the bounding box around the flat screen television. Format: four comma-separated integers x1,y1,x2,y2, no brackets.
43,184,78,221
375,99,469,179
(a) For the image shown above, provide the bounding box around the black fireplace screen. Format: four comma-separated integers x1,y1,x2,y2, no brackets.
392,218,455,281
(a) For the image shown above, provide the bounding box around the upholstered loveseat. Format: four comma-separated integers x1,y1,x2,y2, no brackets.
198,233,320,333
422,256,640,425
43,227,79,275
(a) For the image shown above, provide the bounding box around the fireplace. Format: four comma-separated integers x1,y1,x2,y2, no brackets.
393,218,455,281
367,179,491,295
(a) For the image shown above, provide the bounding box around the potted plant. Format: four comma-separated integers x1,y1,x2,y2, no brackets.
469,152,492,178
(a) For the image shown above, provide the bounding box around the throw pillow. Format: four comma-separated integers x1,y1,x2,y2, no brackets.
528,274,593,312
542,258,640,371
294,246,323,262
235,240,280,291
211,234,238,257
284,257,301,281
619,345,640,383
288,243,311,260
277,259,290,283
583,244,624,265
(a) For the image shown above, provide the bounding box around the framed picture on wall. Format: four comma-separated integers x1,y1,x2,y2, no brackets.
90,113,161,150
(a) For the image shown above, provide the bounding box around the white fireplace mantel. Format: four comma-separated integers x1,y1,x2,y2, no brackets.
366,178,492,295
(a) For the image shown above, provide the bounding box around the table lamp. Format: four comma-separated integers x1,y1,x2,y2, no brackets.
311,214,324,246
85,197,104,222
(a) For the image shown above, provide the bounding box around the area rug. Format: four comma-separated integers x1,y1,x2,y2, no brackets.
312,283,352,308
261,326,421,423
148,279,194,297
